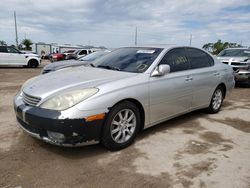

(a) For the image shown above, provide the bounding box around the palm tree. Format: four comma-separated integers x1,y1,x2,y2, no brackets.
203,40,242,55
22,39,33,50
0,40,7,46
202,43,213,52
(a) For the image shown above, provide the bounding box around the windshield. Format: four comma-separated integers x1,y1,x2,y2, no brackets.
78,51,109,61
92,47,163,73
218,49,250,57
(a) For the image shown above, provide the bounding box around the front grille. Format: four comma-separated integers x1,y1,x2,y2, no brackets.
22,92,41,106
222,62,229,64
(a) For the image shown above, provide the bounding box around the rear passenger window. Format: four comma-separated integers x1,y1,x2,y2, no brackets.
160,48,189,72
186,48,214,69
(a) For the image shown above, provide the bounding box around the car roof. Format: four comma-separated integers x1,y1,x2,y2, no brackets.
122,44,209,51
125,44,176,49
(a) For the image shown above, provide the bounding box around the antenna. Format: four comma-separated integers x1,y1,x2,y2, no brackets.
14,11,19,47
135,27,137,45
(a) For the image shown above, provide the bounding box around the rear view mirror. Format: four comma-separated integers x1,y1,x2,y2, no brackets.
151,64,170,77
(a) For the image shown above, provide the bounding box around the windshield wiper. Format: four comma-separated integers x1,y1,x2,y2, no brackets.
97,65,120,71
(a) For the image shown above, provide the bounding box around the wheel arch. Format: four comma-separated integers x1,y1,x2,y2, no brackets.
217,83,226,98
109,98,145,131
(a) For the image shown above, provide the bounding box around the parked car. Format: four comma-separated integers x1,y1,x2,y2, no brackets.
41,50,110,74
217,48,250,85
50,53,65,62
14,45,234,150
63,49,77,60
0,45,40,67
73,49,94,59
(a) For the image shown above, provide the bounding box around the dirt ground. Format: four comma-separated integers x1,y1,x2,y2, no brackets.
0,61,250,188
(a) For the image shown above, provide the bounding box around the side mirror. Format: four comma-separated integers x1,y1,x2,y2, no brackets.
151,64,170,77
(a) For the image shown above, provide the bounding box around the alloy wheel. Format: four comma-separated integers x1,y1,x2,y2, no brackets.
110,109,136,144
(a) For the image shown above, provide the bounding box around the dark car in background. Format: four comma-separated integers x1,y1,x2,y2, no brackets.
41,50,110,74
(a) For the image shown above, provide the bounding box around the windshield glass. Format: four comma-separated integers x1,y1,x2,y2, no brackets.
78,51,109,61
218,49,250,57
93,47,163,73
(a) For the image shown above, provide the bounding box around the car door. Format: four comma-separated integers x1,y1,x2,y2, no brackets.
149,48,193,125
7,47,26,65
185,47,219,108
0,46,9,65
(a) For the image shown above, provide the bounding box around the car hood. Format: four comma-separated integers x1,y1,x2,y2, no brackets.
22,66,137,100
217,56,249,62
44,60,87,70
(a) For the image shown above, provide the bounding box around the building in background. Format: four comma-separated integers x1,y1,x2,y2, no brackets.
34,42,102,56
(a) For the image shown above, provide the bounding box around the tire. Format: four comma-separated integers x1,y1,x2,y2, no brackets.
207,86,224,114
248,77,250,87
101,101,141,150
28,60,38,68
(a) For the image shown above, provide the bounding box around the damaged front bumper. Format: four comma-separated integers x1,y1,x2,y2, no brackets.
234,69,250,82
14,98,105,147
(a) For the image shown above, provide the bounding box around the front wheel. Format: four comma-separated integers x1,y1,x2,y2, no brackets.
101,101,141,150
28,60,38,68
207,86,224,114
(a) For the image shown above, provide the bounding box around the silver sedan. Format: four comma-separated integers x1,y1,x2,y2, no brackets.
14,45,235,150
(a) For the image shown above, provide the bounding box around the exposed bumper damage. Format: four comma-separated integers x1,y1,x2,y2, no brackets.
14,102,105,147
234,70,250,82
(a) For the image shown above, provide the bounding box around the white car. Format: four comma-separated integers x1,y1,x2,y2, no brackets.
0,46,40,67
73,49,95,59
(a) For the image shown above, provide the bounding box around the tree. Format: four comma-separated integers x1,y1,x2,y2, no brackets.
0,40,7,46
202,40,242,55
22,38,33,50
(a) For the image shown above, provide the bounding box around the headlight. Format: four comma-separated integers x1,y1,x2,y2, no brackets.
40,88,98,110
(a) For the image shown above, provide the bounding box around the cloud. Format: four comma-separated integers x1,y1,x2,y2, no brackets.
0,0,249,47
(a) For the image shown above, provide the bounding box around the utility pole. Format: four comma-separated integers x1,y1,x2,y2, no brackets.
189,34,192,46
135,27,137,45
14,11,19,47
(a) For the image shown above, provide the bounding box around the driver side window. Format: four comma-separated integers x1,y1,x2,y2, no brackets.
7,47,20,53
160,48,190,72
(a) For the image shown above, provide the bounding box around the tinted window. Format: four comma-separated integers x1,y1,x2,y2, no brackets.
79,50,87,55
93,47,163,73
160,48,189,72
186,48,214,69
7,47,20,53
0,46,8,53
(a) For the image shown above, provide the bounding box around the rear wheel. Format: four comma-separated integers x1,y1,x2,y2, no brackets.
101,101,141,150
28,60,38,68
207,86,224,114
248,77,250,87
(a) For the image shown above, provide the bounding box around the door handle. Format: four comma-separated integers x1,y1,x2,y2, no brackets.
185,76,193,81
213,72,220,76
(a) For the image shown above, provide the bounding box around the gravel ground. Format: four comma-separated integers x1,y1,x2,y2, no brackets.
0,61,250,188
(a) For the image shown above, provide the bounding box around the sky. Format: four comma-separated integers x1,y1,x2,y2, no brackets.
0,0,250,48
